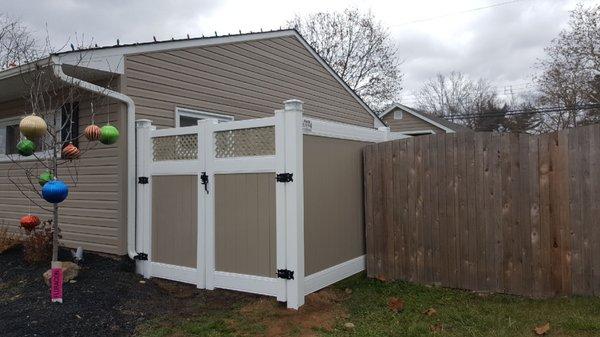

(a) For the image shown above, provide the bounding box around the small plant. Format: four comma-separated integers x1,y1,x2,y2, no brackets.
0,221,21,253
22,219,54,264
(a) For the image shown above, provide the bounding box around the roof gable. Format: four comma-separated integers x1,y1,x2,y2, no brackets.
53,29,383,127
380,104,468,133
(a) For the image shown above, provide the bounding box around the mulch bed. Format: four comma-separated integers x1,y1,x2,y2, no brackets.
0,246,257,337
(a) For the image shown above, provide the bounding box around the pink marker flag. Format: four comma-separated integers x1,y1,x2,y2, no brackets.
51,261,63,303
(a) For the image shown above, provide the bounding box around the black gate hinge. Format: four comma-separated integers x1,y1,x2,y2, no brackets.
138,176,149,184
276,173,293,183
277,269,294,280
134,253,148,260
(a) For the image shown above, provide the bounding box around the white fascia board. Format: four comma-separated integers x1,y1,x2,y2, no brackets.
55,30,299,75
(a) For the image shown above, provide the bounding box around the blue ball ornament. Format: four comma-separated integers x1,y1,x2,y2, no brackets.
42,180,69,204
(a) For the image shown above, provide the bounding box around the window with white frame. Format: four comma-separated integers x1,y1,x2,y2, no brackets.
175,107,233,127
0,104,78,161
393,110,403,120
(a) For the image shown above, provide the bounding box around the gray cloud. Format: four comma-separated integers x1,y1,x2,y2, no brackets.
1,0,583,104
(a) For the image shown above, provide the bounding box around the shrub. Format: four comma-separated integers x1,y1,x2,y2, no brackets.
0,221,21,253
22,219,54,264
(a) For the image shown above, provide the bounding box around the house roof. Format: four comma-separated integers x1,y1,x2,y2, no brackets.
1,29,385,127
379,103,471,133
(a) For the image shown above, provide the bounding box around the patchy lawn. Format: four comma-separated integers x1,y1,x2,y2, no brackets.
136,275,600,337
3,245,600,337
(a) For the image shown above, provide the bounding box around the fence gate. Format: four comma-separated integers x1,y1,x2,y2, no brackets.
135,103,305,308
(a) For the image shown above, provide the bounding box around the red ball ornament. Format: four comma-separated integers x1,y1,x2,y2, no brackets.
62,143,80,160
20,215,40,232
84,124,101,141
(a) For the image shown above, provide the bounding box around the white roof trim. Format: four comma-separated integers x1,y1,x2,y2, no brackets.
4,29,383,128
399,130,436,135
380,104,456,133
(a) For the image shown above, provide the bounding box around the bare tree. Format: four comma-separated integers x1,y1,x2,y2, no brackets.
415,71,501,130
0,14,39,69
288,9,403,111
535,3,600,132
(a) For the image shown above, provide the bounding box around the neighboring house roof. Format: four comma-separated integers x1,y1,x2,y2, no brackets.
379,103,471,133
0,29,385,128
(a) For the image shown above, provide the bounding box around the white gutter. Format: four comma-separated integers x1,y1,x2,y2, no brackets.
50,56,139,260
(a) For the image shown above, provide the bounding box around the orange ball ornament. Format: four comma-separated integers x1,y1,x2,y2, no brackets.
62,143,80,160
84,124,101,141
20,215,40,232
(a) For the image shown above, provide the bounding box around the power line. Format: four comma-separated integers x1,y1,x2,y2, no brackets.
392,0,526,27
444,103,600,120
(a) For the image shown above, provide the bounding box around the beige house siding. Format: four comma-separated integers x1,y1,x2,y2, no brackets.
151,175,198,268
303,135,370,275
215,173,276,277
382,108,446,133
123,36,373,128
0,78,127,254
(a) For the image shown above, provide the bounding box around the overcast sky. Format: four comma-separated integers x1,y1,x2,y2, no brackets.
2,0,594,105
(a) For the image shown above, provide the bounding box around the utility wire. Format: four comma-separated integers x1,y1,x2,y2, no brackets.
392,0,526,27
444,103,600,120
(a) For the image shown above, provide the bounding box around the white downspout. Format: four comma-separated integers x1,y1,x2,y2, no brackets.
50,56,139,260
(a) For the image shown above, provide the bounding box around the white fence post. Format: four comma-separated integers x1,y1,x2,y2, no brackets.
282,99,305,309
135,119,153,278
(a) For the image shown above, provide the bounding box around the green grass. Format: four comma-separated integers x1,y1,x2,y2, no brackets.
136,274,600,337
326,274,600,337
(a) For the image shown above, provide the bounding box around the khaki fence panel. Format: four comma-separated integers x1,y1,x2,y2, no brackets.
364,124,600,297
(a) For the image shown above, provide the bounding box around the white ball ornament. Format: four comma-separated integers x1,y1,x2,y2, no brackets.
19,114,47,139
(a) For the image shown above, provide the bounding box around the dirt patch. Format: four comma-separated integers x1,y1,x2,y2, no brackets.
232,288,350,337
0,246,256,337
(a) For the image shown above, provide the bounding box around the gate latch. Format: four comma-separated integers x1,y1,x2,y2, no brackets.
200,172,209,194
277,269,294,280
138,176,149,184
276,173,293,183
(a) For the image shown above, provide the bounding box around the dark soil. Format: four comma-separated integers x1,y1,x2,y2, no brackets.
0,246,257,337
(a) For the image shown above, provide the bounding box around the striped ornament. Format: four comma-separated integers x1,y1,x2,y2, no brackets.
19,114,47,139
84,124,101,141
62,143,80,159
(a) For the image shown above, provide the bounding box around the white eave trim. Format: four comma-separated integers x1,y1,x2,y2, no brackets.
380,104,456,133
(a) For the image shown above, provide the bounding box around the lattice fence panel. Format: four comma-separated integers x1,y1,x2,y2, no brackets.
215,126,275,158
153,134,198,161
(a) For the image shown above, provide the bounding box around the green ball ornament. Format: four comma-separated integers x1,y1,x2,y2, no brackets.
16,139,36,156
38,171,54,186
99,125,119,145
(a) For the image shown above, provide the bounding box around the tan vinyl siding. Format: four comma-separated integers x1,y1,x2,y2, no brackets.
123,36,373,128
303,135,370,275
215,173,276,277
0,80,127,254
383,108,446,133
151,175,198,268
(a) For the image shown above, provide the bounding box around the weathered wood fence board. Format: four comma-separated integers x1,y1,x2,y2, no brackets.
364,124,600,297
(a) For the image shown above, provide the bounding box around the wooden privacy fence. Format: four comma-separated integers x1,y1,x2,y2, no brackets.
364,124,600,297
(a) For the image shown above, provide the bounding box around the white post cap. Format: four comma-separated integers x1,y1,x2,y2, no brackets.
136,119,153,128
284,99,304,111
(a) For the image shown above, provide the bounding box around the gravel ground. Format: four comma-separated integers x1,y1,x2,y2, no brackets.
0,246,255,337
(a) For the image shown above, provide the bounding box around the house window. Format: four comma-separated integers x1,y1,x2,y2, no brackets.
393,111,403,120
175,107,233,127
0,105,77,161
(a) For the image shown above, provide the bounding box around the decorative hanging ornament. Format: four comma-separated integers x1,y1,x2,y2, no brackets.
42,180,69,204
19,114,47,139
20,214,40,232
16,139,36,156
62,143,80,160
99,125,119,145
38,170,54,186
84,124,101,141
